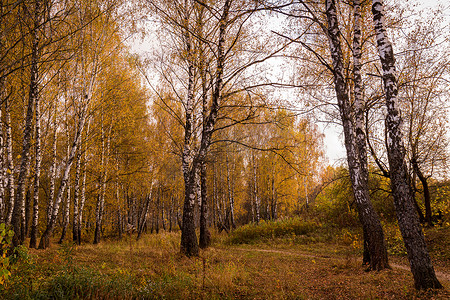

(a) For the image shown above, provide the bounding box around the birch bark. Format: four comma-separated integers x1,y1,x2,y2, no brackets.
0,81,5,223
5,98,15,225
325,0,389,270
5,97,14,225
225,154,235,228
77,119,90,243
137,190,152,239
72,150,82,244
47,102,58,224
94,120,112,244
12,0,41,245
29,75,42,248
180,0,199,257
371,0,442,289
59,118,73,244
38,103,89,249
0,1,7,223
181,0,231,256
58,178,71,243
252,152,260,223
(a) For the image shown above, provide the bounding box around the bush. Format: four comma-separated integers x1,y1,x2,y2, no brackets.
227,217,320,244
0,223,14,285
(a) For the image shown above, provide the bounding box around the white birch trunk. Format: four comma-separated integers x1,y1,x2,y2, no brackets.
12,0,41,245
181,0,231,256
38,106,89,249
0,86,5,223
180,0,199,256
5,97,14,225
72,150,81,244
252,152,260,223
325,0,389,270
47,102,58,224
0,4,5,223
225,153,235,228
137,193,152,239
78,119,90,242
58,177,71,243
371,0,442,289
29,80,41,248
94,120,112,244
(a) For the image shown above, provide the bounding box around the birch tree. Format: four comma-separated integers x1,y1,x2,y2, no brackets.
371,0,442,289
282,0,390,270
12,0,43,246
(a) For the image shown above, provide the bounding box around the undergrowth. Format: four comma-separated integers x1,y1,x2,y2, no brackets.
226,217,328,245
0,220,449,299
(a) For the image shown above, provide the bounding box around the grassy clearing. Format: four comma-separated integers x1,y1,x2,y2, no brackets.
1,220,450,299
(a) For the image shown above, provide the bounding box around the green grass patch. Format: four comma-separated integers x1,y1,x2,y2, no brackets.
226,217,330,245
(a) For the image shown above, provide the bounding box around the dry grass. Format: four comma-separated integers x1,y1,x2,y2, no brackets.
3,227,450,299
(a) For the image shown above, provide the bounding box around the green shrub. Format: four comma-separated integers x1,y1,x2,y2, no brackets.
227,217,320,244
383,223,407,256
0,223,14,285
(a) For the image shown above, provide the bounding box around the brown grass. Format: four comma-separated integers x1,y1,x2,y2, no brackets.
12,229,447,300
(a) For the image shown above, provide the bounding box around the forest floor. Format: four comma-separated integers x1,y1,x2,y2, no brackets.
2,226,450,299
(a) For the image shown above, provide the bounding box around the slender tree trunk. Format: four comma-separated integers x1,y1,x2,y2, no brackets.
0,4,5,223
198,18,211,246
176,208,182,231
94,118,111,244
5,97,15,225
212,163,218,228
226,153,236,229
58,180,71,244
116,181,123,239
271,163,277,220
118,208,123,238
94,116,106,244
77,120,90,244
72,151,81,244
0,85,5,223
59,123,72,244
161,201,166,231
168,197,172,232
411,172,425,223
411,159,432,225
199,161,211,248
13,0,40,245
371,0,441,289
325,0,389,270
137,193,152,239
155,192,160,234
252,152,260,223
38,108,88,249
47,103,58,225
93,185,103,244
25,189,31,238
29,80,42,248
